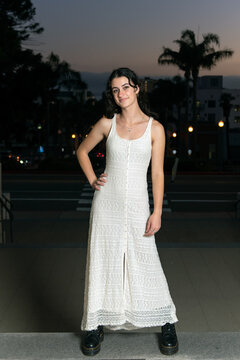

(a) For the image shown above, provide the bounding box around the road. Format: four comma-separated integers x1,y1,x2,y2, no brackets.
2,173,240,212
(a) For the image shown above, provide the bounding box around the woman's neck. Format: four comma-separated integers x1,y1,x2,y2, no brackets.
120,106,147,125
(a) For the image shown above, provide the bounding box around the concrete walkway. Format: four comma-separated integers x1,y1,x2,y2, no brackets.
0,332,240,359
10,210,240,247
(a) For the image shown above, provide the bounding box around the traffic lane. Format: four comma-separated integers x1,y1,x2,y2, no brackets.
12,199,89,211
3,180,85,193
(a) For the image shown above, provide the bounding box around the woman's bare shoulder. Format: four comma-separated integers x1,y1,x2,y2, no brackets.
151,119,165,138
94,116,112,135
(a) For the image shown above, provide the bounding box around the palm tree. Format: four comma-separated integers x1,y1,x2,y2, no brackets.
177,30,233,124
158,29,233,157
219,93,235,160
158,45,191,123
47,52,87,101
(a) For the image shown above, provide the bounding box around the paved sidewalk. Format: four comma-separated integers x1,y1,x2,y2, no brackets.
0,210,240,332
0,332,240,360
10,210,240,247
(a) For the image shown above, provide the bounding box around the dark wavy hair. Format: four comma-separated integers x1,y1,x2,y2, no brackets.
104,67,151,118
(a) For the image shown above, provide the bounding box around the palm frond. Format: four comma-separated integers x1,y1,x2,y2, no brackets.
201,49,234,69
180,29,196,46
202,33,220,47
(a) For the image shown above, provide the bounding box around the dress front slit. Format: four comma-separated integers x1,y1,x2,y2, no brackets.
123,252,126,294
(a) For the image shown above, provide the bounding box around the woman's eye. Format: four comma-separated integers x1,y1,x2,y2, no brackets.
123,86,129,90
112,89,118,94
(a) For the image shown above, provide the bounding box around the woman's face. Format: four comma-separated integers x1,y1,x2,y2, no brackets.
111,76,139,109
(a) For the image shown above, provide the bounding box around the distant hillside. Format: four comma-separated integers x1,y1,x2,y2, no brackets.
81,72,240,99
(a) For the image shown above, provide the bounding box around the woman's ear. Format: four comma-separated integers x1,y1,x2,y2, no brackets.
135,85,140,95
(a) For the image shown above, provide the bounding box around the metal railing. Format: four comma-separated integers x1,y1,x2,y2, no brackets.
0,193,13,244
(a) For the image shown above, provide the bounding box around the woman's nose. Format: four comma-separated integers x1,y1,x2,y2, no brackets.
118,89,124,97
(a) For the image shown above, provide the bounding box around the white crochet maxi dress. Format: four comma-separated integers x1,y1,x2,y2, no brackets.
81,114,178,331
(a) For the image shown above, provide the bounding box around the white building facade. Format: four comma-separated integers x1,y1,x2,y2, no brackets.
188,76,240,160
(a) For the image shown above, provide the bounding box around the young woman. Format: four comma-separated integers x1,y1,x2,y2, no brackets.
77,68,178,356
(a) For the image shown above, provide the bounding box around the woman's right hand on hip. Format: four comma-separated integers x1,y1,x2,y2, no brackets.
91,173,108,191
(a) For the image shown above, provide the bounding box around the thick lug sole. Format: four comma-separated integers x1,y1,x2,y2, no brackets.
81,343,101,356
81,331,104,356
160,342,179,355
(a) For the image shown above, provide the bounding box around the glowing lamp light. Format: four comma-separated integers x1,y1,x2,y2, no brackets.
172,132,177,138
188,126,194,133
16,156,20,162
218,120,224,128
72,134,76,139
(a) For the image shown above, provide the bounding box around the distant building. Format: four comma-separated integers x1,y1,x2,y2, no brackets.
189,75,240,130
141,77,158,93
193,76,223,125
187,75,240,160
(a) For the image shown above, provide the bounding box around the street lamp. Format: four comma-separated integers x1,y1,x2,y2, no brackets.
71,133,78,154
217,120,226,167
218,120,224,128
187,126,194,156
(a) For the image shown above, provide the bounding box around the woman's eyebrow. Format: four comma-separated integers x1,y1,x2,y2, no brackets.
112,83,129,90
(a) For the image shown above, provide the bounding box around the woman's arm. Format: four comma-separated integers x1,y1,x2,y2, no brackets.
144,120,166,236
76,117,111,190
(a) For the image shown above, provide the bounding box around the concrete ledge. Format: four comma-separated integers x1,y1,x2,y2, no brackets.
0,332,239,359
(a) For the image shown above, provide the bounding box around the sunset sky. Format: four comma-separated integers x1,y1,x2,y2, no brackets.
30,0,240,78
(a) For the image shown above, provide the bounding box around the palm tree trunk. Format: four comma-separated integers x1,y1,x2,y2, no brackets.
226,115,230,160
183,77,190,158
192,75,198,158
185,77,189,123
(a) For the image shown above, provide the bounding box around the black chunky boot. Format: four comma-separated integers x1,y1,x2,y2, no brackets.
81,325,104,356
160,323,178,355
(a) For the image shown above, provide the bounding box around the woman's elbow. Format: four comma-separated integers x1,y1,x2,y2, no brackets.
152,170,164,182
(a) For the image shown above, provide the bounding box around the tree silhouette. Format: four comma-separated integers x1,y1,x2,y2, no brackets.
0,0,90,160
177,30,233,124
158,40,192,123
158,29,233,157
0,0,44,146
0,0,43,78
